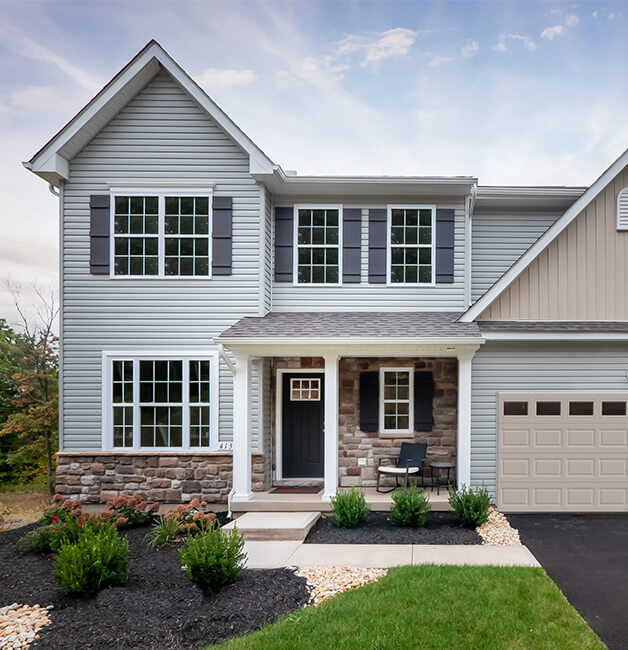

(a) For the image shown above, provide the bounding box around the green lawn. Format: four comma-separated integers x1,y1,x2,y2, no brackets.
218,565,604,650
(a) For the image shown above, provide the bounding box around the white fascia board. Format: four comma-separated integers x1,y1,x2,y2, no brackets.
461,147,628,322
482,331,628,341
26,41,276,182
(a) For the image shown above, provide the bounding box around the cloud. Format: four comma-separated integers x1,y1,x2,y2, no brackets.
427,54,452,68
461,40,479,57
608,12,616,20
493,34,538,51
592,10,600,17
336,27,418,66
565,14,580,26
276,56,349,87
0,19,100,91
541,25,566,39
195,67,258,89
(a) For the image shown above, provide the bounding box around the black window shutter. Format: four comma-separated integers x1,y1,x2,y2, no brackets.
274,207,293,282
368,208,387,283
90,195,110,275
212,196,233,275
435,208,455,283
414,371,435,432
343,208,361,283
359,371,379,432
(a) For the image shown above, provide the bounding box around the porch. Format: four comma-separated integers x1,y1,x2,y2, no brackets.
231,486,451,513
215,312,484,508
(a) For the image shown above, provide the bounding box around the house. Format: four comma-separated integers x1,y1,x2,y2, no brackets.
25,41,628,513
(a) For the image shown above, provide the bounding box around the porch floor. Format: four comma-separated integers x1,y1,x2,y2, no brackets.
232,487,451,513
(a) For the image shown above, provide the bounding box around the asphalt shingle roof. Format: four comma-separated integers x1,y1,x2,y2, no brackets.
218,312,481,339
479,321,628,332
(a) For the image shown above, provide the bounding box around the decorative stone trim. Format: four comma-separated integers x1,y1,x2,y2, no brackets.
55,452,265,504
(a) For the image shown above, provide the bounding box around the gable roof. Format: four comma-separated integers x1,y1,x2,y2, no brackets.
23,40,277,185
460,147,628,322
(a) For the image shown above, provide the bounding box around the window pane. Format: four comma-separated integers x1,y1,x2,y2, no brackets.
602,401,627,416
503,401,528,416
419,267,431,283
113,406,133,447
536,401,561,416
163,197,211,276
569,401,594,416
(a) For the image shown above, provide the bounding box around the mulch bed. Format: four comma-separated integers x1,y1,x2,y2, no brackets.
0,520,310,650
304,511,481,545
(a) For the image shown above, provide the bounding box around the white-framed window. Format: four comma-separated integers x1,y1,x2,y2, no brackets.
111,189,212,277
618,187,628,230
290,377,321,401
387,205,435,285
294,204,342,284
103,352,219,450
379,368,414,433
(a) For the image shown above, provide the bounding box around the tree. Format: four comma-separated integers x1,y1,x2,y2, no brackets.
0,284,59,493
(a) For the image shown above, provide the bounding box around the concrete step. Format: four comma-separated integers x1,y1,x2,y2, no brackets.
223,511,320,541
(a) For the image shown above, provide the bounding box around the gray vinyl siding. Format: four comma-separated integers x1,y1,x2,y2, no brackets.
61,70,263,451
471,209,560,302
471,341,628,494
272,197,467,311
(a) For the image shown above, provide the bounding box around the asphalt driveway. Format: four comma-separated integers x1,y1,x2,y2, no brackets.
509,514,628,650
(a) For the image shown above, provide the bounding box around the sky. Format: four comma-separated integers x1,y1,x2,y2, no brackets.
0,0,627,326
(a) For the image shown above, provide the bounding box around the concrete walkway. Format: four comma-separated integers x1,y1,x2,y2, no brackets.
244,541,539,569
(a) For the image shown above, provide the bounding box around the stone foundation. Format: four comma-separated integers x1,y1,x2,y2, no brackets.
55,452,265,504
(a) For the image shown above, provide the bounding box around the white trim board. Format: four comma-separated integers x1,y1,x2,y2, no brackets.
461,147,628,322
275,368,325,482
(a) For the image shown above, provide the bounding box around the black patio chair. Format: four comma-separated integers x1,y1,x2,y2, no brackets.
376,442,428,493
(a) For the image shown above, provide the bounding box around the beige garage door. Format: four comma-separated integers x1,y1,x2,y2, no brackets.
498,392,628,512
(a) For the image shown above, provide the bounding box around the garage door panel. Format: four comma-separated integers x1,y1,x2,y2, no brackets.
498,392,628,512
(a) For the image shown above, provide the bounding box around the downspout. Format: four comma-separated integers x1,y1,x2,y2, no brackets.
218,343,237,518
48,183,60,197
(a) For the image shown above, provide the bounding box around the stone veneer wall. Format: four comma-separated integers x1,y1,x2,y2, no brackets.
55,452,265,504
270,357,457,487
339,357,458,487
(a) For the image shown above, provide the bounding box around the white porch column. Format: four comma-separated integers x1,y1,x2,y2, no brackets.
322,353,339,501
231,353,251,501
457,352,473,488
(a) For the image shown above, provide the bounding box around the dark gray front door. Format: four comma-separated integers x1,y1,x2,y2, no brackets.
282,373,324,478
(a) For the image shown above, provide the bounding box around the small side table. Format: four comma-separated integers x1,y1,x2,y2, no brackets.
430,462,456,495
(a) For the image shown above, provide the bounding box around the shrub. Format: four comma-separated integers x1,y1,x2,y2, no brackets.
448,484,491,528
331,487,370,528
144,514,181,549
145,498,217,548
179,522,246,596
105,494,159,528
53,522,130,596
15,525,55,554
390,486,431,527
40,494,82,524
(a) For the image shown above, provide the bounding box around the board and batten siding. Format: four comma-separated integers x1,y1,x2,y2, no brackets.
479,165,628,319
471,209,560,303
271,197,467,311
61,69,266,451
471,341,628,494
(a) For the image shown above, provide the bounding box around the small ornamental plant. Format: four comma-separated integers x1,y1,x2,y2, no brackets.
331,487,370,528
448,484,491,528
390,486,431,527
40,495,83,525
145,498,217,548
53,522,130,596
105,494,160,528
179,522,246,597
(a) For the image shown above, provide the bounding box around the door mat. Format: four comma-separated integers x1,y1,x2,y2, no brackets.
270,486,322,494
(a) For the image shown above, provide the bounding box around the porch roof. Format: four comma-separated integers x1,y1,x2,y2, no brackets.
216,311,481,342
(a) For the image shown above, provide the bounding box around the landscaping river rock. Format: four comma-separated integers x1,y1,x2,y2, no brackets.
477,506,522,546
0,603,53,649
294,567,388,604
